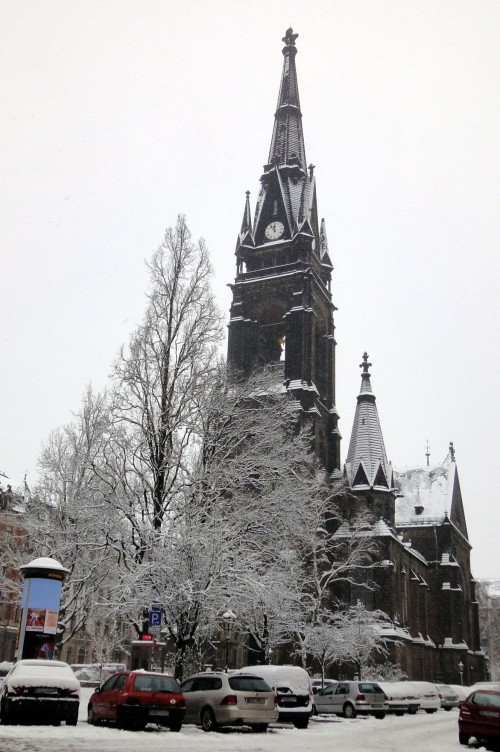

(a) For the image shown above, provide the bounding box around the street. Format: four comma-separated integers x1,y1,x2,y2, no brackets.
0,702,465,752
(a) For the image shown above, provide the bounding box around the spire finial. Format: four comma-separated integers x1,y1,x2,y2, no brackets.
449,441,455,462
425,440,431,467
360,352,372,375
282,28,298,49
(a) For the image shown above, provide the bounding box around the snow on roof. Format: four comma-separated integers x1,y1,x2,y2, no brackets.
395,461,455,525
20,557,69,573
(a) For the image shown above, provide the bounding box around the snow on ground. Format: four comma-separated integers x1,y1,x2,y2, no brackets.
0,688,477,752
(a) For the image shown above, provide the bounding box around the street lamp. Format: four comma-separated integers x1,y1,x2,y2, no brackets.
458,660,464,685
222,610,236,671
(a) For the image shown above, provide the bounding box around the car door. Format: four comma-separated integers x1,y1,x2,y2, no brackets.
180,678,197,723
315,683,337,713
331,682,350,713
105,673,128,721
93,674,120,720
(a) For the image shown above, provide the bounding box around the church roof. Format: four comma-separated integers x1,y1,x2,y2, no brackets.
394,443,469,539
344,353,394,491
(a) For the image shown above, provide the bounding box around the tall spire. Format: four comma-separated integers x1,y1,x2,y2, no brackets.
345,353,393,490
268,28,307,171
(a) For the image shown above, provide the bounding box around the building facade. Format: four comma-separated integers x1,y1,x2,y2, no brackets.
226,28,486,683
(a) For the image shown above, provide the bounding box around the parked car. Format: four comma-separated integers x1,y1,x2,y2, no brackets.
0,659,80,725
379,682,419,715
73,668,101,687
311,677,336,695
458,688,500,746
406,681,441,713
238,665,312,728
88,670,185,731
436,683,460,710
314,680,386,719
180,671,278,732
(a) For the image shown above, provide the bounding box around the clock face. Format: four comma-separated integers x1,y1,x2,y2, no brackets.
265,221,284,241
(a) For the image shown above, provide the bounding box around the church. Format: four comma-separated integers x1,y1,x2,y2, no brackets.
226,28,486,685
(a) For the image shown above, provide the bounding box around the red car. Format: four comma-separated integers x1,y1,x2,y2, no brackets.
88,670,185,731
458,689,500,746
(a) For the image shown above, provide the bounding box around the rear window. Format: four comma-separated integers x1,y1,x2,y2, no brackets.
229,676,272,692
472,692,500,707
359,683,382,693
133,675,180,693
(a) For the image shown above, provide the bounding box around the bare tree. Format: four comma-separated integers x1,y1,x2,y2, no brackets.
108,214,224,540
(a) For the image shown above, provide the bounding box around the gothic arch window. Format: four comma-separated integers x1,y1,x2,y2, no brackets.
256,302,286,366
350,556,375,611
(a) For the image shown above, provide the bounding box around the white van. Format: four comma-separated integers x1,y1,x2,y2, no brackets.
237,665,313,728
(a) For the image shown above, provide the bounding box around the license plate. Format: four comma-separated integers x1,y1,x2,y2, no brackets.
281,699,297,705
34,687,59,695
150,709,169,717
245,697,265,705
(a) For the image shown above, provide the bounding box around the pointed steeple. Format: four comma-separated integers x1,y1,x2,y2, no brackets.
268,28,306,171
252,28,319,245
236,190,254,250
345,353,393,490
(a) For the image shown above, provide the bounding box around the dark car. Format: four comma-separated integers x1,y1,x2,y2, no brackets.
88,670,185,731
458,689,500,746
0,659,80,726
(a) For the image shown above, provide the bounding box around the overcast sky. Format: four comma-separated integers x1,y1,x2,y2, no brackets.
1,0,499,578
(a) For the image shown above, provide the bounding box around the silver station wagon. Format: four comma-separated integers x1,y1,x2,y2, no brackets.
180,671,278,732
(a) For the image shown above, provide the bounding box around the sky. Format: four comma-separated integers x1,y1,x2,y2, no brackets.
1,1,499,578
0,695,471,751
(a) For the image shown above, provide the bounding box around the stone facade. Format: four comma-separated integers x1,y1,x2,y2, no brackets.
226,28,486,683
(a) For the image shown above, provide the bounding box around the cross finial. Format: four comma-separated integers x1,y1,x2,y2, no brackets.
308,163,315,179
282,28,298,47
425,440,431,467
449,441,455,461
359,352,372,375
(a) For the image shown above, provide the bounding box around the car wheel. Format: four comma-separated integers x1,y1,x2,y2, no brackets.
87,704,100,726
293,717,309,729
1,698,13,725
201,707,218,732
67,710,79,726
425,709,437,714
169,721,182,732
343,703,356,719
374,712,386,719
250,724,268,733
444,707,452,711
458,731,470,745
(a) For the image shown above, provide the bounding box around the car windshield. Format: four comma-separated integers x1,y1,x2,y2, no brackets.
229,676,272,692
133,675,180,693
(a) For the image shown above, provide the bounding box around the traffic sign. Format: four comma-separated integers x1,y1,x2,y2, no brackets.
148,608,162,627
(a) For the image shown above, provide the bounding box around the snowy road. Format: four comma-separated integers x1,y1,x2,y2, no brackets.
0,708,467,752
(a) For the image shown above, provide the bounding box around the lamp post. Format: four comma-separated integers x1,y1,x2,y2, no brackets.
222,609,236,671
458,660,464,686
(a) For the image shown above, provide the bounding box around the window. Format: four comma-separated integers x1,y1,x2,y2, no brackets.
229,676,271,692
134,675,180,693
100,675,119,693
114,674,127,691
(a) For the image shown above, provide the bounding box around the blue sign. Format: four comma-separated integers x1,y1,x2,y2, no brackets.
149,608,162,627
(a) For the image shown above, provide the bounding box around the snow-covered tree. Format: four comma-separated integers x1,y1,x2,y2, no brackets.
25,386,119,653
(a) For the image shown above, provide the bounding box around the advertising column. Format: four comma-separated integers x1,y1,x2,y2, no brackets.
17,557,69,660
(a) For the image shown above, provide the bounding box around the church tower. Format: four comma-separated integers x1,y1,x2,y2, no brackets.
227,29,341,474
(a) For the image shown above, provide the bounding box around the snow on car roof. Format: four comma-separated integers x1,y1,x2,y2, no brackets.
7,660,80,691
238,665,311,693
